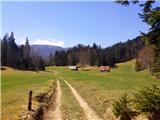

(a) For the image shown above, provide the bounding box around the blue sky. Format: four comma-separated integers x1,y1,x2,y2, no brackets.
1,1,156,48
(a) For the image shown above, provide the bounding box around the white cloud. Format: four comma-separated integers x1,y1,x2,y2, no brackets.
32,39,64,47
17,38,64,47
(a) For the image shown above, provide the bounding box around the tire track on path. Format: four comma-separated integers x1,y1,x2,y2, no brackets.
64,80,102,120
43,80,62,120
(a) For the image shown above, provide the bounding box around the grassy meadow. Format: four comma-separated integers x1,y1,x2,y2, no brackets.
1,67,55,120
47,60,160,119
1,60,160,120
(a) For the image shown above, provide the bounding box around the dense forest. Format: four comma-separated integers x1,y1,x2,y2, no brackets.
48,36,144,67
117,0,160,79
1,32,45,70
1,32,144,70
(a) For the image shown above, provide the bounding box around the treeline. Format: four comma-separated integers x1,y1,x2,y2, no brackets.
48,36,144,67
1,32,45,70
117,0,160,79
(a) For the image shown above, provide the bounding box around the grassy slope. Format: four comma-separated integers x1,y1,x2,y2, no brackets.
1,67,54,120
48,60,160,119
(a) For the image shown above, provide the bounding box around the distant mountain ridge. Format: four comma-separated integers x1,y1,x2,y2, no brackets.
31,45,64,59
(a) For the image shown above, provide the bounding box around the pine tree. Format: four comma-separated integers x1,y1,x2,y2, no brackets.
134,84,160,120
113,94,136,120
1,33,9,65
24,38,31,69
7,32,18,67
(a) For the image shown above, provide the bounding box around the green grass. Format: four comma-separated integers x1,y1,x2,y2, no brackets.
1,67,55,120
47,60,160,119
2,60,160,120
59,78,84,120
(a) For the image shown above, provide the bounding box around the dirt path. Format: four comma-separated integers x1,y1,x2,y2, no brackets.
43,80,62,120
64,80,102,120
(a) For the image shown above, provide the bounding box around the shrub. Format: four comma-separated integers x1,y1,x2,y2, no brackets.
135,59,142,71
113,94,137,120
134,84,160,120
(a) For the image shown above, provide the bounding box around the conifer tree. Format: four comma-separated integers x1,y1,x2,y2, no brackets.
24,38,31,69
7,32,18,67
113,94,136,120
1,33,9,65
134,85,160,120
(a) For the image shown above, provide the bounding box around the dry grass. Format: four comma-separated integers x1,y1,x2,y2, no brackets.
1,67,55,120
47,60,160,120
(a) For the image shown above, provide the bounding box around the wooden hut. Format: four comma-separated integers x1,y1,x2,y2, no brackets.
69,66,78,71
100,66,110,72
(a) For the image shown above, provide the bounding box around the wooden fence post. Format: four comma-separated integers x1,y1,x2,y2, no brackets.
28,90,32,111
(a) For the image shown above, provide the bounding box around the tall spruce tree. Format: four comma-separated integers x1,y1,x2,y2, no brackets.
7,32,18,67
1,33,9,65
24,38,31,69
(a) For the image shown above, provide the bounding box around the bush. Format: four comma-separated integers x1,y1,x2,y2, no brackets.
134,84,160,120
113,94,137,120
135,60,141,71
